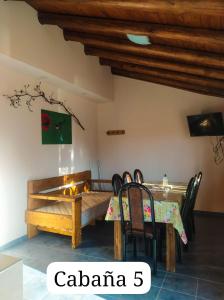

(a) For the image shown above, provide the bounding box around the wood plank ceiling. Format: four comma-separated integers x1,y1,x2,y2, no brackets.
18,1,224,97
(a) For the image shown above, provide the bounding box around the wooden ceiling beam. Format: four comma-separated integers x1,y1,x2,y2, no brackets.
39,12,224,54
26,0,224,30
64,31,224,70
84,47,224,81
111,68,224,98
100,59,224,91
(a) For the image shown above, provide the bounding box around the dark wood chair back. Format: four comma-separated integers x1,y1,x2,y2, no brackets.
118,182,156,238
134,169,144,184
190,171,202,211
196,172,202,190
182,176,197,221
112,174,123,196
122,171,133,184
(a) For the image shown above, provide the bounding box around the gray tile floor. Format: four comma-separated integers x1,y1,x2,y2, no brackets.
1,214,224,300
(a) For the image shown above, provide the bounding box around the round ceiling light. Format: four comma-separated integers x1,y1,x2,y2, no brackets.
127,34,151,45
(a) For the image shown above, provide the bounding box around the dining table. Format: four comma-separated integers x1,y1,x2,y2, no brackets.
105,182,187,272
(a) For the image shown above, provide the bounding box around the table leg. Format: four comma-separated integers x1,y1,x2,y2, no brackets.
166,224,176,272
114,221,123,260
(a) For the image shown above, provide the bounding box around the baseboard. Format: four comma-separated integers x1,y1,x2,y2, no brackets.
0,235,27,251
194,210,224,217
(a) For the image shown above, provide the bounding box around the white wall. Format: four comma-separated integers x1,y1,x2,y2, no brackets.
0,2,113,247
97,76,224,213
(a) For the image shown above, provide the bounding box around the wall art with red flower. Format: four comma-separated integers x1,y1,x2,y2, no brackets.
41,109,72,144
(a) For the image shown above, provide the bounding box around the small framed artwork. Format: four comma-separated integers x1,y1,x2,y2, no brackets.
41,109,72,144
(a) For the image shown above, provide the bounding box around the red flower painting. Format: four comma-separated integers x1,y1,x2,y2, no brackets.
41,112,51,131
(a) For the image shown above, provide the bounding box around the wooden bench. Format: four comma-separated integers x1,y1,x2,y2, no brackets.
26,170,112,248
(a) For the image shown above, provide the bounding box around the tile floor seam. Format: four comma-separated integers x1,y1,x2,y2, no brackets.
161,286,196,297
174,270,224,285
163,272,198,296
150,270,166,288
151,283,163,288
195,279,198,300
155,271,168,300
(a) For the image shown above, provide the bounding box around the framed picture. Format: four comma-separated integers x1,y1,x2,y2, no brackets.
41,109,72,144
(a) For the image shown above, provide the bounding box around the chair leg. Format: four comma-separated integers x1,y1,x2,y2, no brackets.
144,237,149,256
157,230,163,262
123,234,127,261
152,239,157,275
176,233,182,263
149,239,153,258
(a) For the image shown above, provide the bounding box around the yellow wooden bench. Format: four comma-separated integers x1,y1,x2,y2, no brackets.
26,170,112,248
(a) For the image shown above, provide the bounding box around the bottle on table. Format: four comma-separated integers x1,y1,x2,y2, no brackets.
163,174,168,186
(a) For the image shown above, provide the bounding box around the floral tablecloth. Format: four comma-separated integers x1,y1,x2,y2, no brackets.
105,197,187,244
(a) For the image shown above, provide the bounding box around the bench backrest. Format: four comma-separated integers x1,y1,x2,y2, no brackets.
28,170,91,194
27,171,91,210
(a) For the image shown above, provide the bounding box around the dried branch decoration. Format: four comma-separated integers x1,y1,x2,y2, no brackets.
212,136,224,165
3,83,85,130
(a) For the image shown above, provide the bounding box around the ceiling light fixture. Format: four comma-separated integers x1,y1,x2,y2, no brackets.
127,34,151,45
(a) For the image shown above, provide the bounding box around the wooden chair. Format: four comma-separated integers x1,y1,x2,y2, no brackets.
122,171,133,184
112,174,123,196
134,169,144,184
118,182,158,274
